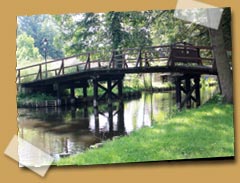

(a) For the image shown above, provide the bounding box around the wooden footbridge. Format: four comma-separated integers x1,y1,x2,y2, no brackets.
17,42,217,109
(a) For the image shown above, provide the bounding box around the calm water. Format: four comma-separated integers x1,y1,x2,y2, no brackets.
18,86,218,165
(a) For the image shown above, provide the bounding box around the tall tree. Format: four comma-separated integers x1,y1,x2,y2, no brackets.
16,33,41,67
151,10,210,46
209,8,233,103
54,11,154,55
17,15,64,59
106,12,123,49
54,13,109,56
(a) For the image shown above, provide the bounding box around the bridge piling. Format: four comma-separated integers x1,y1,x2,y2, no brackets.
93,79,99,111
117,100,125,133
118,79,123,100
194,77,201,107
83,86,87,99
70,87,75,105
54,83,62,106
175,74,201,109
93,79,99,133
185,76,191,108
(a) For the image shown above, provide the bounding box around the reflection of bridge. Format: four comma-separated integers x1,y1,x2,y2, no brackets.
18,100,126,154
17,42,217,109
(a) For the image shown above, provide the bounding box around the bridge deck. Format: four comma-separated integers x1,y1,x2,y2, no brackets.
17,42,217,87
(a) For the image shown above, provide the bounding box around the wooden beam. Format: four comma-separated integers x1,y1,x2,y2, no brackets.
194,76,201,107
185,77,191,108
180,84,196,109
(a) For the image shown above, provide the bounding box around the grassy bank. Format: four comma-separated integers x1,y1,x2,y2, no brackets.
17,86,139,107
17,93,56,105
57,96,234,166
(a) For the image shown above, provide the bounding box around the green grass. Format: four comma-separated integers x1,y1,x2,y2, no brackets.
17,92,56,104
56,96,234,166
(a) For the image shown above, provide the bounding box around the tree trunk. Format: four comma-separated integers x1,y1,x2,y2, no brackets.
209,18,233,103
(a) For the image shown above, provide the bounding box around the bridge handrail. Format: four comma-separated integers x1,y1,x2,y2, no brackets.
16,52,90,70
17,44,214,70
16,42,215,84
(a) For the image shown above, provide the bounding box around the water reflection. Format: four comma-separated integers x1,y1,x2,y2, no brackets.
18,86,218,164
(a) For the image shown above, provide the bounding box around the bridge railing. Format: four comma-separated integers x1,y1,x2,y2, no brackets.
16,42,215,84
167,42,215,68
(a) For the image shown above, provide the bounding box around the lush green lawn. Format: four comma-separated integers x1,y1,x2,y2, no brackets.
56,97,234,166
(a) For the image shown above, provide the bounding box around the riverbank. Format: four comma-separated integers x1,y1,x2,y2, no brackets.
17,86,141,108
56,95,234,166
16,85,174,108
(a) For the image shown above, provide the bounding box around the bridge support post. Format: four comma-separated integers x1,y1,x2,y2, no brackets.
54,83,62,106
93,79,99,133
194,76,201,107
175,77,182,109
70,87,75,105
83,86,87,99
175,74,201,109
107,80,113,133
185,76,191,109
71,107,76,119
83,104,88,118
92,76,124,133
117,100,125,133
93,79,99,109
118,79,123,100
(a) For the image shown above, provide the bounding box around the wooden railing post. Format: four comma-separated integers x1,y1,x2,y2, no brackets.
84,53,90,70
184,42,187,55
136,49,142,67
39,64,42,80
144,52,150,67
17,69,21,84
87,53,91,69
62,59,65,75
113,51,116,68
109,51,114,69
35,64,42,80
98,60,101,68
57,59,65,75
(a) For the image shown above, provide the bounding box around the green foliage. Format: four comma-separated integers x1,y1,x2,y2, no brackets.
17,92,55,105
52,9,213,58
54,13,109,56
57,97,234,165
151,10,210,46
106,12,123,49
17,9,229,63
16,33,41,66
17,15,64,60
200,77,218,88
54,11,154,55
206,94,225,105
